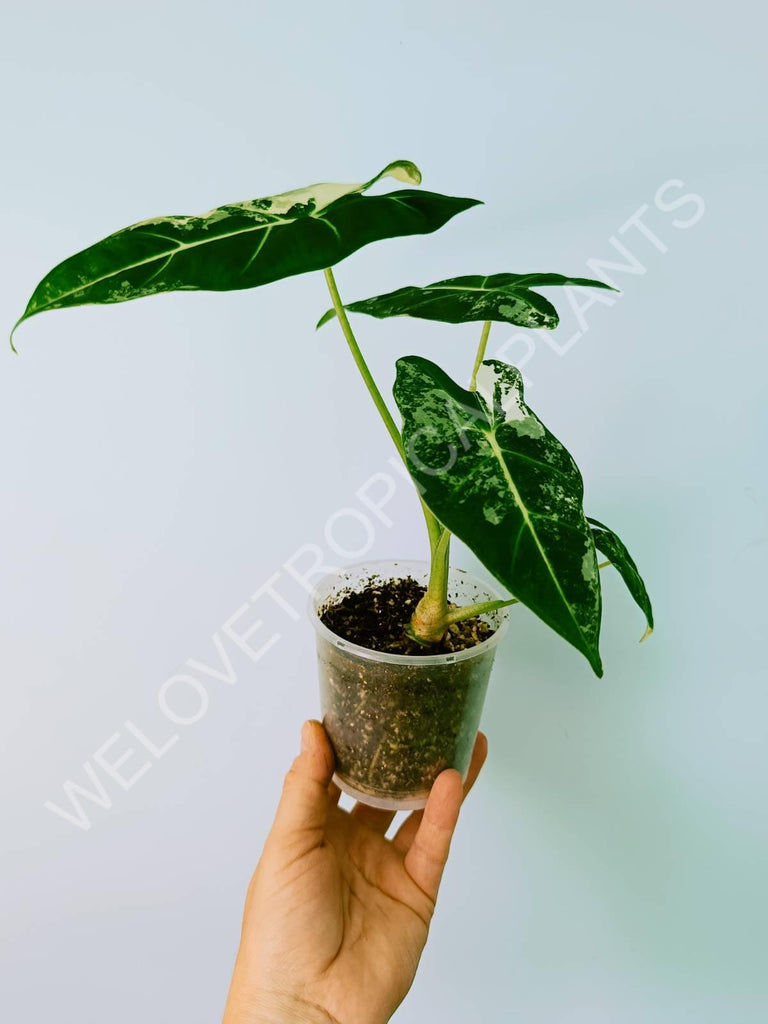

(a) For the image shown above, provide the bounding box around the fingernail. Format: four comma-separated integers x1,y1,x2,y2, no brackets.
300,720,311,753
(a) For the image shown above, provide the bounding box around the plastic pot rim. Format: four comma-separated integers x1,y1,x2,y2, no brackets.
308,558,511,667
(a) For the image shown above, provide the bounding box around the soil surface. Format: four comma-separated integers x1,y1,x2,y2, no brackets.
319,575,494,655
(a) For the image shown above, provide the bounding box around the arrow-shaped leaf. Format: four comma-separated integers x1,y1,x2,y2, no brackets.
317,272,615,330
588,517,654,640
12,160,480,348
393,356,603,676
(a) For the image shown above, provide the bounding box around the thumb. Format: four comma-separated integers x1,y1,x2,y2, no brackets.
269,720,335,852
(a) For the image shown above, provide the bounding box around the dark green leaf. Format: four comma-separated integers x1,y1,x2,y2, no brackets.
317,272,615,330
393,356,603,676
12,160,480,349
588,517,654,640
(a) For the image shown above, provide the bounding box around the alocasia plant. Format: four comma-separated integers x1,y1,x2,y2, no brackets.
11,159,652,676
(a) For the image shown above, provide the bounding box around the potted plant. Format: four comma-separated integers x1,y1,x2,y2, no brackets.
11,160,652,809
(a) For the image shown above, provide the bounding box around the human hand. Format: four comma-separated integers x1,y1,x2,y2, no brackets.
222,719,488,1024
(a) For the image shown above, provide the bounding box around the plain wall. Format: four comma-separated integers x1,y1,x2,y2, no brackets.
1,2,766,1021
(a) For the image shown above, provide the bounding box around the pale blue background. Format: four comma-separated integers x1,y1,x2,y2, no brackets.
1,2,766,1021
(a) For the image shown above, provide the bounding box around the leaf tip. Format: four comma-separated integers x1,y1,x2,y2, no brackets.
381,160,422,187
9,317,23,354
585,645,604,678
315,308,336,330
639,625,653,643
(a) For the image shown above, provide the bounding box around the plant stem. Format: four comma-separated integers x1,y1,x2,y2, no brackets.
469,320,492,391
323,267,406,460
322,267,442,554
410,319,496,642
411,528,452,643
426,528,451,607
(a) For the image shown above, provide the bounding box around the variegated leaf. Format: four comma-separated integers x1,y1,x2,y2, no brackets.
12,160,480,348
393,355,603,675
588,517,654,640
317,272,615,330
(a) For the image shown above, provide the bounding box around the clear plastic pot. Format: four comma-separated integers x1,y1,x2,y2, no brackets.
310,559,510,810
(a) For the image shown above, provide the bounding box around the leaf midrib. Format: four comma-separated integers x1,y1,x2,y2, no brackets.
423,284,537,296
484,428,591,648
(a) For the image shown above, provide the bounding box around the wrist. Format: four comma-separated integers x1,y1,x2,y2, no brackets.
226,990,342,1024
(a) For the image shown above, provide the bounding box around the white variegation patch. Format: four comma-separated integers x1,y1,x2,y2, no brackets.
137,160,422,229
475,360,546,438
475,360,524,418
497,301,544,329
581,543,598,582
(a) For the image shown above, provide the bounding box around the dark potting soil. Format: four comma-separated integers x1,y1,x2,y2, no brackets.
319,575,494,655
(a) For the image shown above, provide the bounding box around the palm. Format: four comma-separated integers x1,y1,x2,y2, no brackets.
296,804,436,1019
226,726,487,1024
